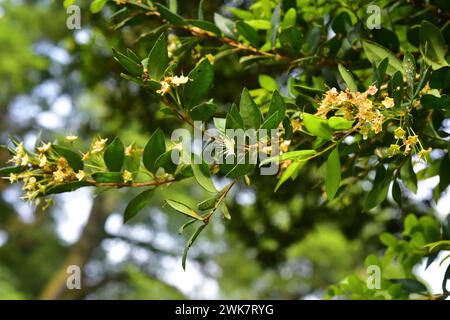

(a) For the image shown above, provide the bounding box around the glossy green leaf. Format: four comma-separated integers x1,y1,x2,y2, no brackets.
328,117,354,130
364,166,390,210
302,113,333,140
90,0,108,13
147,33,169,80
190,102,216,121
123,189,154,223
104,137,125,172
325,147,341,200
338,64,357,92
236,21,259,47
192,159,217,193
52,145,83,171
183,58,214,108
166,199,203,220
92,172,123,183
239,88,261,129
112,48,142,76
362,40,404,76
419,21,449,70
143,129,166,173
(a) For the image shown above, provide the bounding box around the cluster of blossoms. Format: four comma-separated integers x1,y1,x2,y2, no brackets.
388,127,431,159
316,86,394,139
3,136,139,205
6,139,82,203
156,75,190,96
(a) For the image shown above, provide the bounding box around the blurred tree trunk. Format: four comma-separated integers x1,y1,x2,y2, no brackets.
39,194,117,300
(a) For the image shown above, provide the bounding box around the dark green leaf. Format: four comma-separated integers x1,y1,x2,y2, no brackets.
236,21,259,47
183,58,214,108
325,147,341,200
123,189,154,223
420,21,449,70
401,157,418,194
190,102,216,121
52,145,83,171
362,40,404,76
104,137,125,172
239,88,261,129
147,33,169,80
92,172,123,183
403,52,416,98
364,165,391,210
155,3,185,25
192,158,217,193
112,48,142,76
143,129,166,173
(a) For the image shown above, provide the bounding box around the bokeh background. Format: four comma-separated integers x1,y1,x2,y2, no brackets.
0,0,448,299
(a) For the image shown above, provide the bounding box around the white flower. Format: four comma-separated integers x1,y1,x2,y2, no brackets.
366,85,378,96
37,142,51,153
123,170,133,183
382,97,395,109
92,138,108,153
76,170,85,181
171,75,190,86
66,135,78,143
39,154,47,167
156,80,171,96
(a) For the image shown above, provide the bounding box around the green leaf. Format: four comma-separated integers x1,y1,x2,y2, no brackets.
92,172,123,183
391,279,428,294
236,21,259,47
182,224,207,270
154,150,177,174
52,145,83,171
391,71,404,107
362,40,404,76
376,57,389,89
239,88,261,129
302,113,333,140
439,155,450,194
246,19,271,30
421,94,450,109
338,64,358,92
190,102,216,121
64,0,76,8
90,0,108,13
260,149,316,166
403,52,416,98
420,21,449,70
112,48,142,76
401,157,417,194
45,181,92,195
269,5,281,49
222,204,231,220
325,147,341,200
154,3,185,25
226,103,244,129
328,117,353,130
380,232,397,247
187,19,221,36
429,67,450,89
364,166,390,210
197,196,218,211
104,137,125,172
262,90,285,130
147,33,169,80
274,161,305,192
178,219,197,234
214,13,235,38
392,179,402,207
258,74,278,91
166,200,203,220
143,129,166,173
0,166,24,175
183,59,214,108
192,159,217,193
123,189,154,223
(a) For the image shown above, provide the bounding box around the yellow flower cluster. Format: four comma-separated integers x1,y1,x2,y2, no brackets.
317,86,391,139
388,127,431,159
